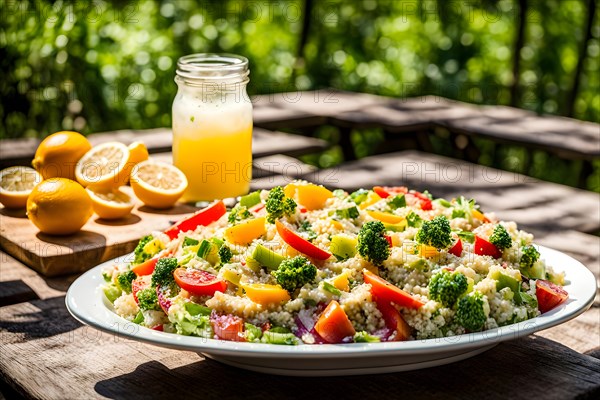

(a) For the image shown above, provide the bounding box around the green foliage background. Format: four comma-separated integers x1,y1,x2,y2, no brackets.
1,0,599,190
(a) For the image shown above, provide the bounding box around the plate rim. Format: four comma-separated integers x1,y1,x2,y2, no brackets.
65,245,597,359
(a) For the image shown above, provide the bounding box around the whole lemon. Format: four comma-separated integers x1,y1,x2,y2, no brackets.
32,131,92,181
27,178,93,235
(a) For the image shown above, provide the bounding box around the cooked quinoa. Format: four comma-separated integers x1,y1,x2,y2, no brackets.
102,182,567,344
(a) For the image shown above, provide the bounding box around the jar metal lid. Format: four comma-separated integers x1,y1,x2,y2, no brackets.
176,53,249,82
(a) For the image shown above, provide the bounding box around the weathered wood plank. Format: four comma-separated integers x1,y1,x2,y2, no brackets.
0,186,198,277
0,127,327,168
0,251,72,303
296,150,600,235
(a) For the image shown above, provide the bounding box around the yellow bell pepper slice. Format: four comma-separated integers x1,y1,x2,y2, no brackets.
330,219,344,230
366,210,404,224
242,283,291,305
419,244,440,258
222,269,242,286
359,191,382,209
471,209,487,222
330,272,350,292
224,217,266,245
284,183,297,199
296,184,333,211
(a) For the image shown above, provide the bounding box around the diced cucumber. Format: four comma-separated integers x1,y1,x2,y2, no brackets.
389,195,406,209
261,331,299,345
245,323,263,342
240,191,262,208
103,285,121,303
384,220,406,232
335,206,359,219
252,244,285,270
133,311,144,324
322,281,342,296
329,235,357,260
491,270,522,304
183,237,199,247
521,260,546,280
197,240,219,265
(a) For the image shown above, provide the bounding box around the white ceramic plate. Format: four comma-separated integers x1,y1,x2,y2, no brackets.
66,245,597,376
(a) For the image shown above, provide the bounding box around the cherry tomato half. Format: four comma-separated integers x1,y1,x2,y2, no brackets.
536,279,569,313
131,276,149,304
210,313,246,342
173,268,227,297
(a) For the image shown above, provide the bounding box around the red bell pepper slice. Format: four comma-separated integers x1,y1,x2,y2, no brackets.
363,269,424,309
384,234,393,247
275,220,331,260
132,257,159,276
375,297,411,341
164,200,226,240
409,191,432,211
474,235,502,259
449,238,463,257
373,186,408,199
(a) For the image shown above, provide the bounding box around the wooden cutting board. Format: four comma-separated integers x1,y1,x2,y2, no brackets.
0,187,198,277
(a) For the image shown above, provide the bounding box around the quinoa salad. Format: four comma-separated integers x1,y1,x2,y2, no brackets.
102,182,569,345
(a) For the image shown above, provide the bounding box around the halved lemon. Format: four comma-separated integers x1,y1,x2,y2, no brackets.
0,166,42,209
130,160,188,209
86,186,136,220
75,142,130,188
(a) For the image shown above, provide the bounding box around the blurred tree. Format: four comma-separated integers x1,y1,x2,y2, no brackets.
0,0,598,190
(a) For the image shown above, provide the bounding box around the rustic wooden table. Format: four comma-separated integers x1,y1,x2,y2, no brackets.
1,92,599,399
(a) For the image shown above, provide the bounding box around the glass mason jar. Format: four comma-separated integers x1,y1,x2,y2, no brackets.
172,53,253,202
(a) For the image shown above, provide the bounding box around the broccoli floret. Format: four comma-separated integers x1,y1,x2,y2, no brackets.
133,235,153,264
489,224,512,250
415,215,452,249
151,258,178,288
218,245,233,264
520,245,540,269
298,220,318,242
265,186,297,223
137,288,160,311
271,256,317,292
428,270,468,308
455,291,488,332
354,331,381,342
116,270,136,293
406,211,423,228
357,221,391,265
228,206,252,224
